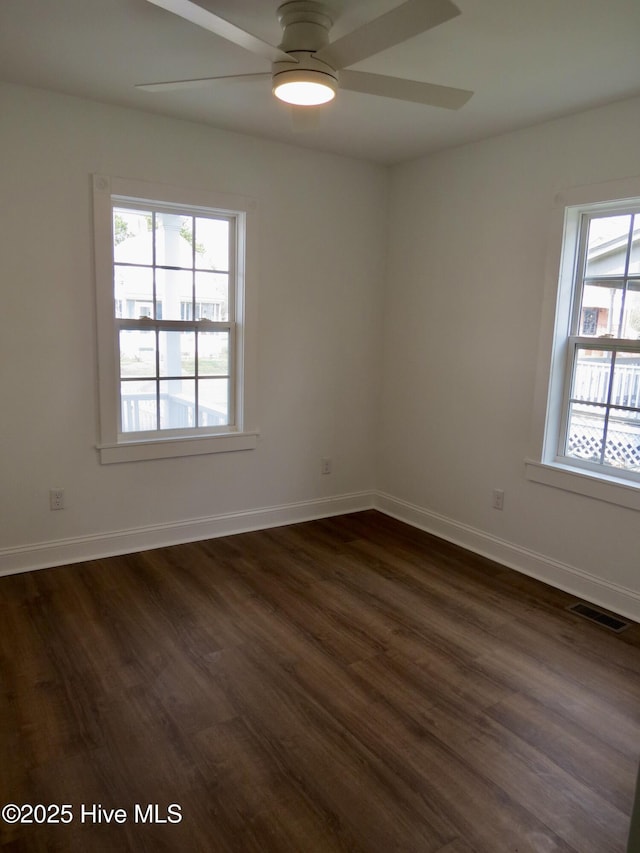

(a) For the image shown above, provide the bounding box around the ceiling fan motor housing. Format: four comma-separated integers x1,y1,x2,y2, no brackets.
277,1,333,53
272,1,338,101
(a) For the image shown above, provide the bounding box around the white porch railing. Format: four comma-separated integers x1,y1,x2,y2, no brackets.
569,357,640,470
573,358,640,409
121,393,227,432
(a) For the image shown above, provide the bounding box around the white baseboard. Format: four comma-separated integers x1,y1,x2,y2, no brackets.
374,491,640,624
4,488,639,625
0,491,375,578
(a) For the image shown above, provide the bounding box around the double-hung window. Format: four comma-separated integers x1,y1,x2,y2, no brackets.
559,206,640,479
528,180,640,507
93,175,257,463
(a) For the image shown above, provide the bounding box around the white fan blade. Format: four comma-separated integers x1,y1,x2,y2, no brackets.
316,0,460,70
340,69,472,109
136,72,271,92
146,0,293,64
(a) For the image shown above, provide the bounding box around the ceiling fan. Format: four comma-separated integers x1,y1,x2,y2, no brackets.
138,0,473,110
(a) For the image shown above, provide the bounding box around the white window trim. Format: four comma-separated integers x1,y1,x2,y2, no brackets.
527,174,640,510
93,174,259,464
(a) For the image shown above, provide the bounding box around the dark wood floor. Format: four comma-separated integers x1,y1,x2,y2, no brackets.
1,510,639,852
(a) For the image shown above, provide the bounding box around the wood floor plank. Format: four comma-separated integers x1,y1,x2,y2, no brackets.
1,509,639,852
486,692,636,812
474,641,640,758
206,644,453,852
426,696,628,853
434,841,477,853
192,715,361,853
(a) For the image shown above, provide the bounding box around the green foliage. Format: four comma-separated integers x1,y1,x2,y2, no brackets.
113,214,135,245
180,221,205,256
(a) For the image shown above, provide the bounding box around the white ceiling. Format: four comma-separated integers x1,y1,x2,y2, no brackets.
1,0,639,164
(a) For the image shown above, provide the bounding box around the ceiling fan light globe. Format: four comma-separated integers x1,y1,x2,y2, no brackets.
272,68,337,106
274,80,334,105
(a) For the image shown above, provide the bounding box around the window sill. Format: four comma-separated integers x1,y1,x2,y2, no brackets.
98,431,259,464
524,458,640,511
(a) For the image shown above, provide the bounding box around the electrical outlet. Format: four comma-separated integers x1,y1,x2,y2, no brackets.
321,457,332,475
50,488,65,511
492,488,504,511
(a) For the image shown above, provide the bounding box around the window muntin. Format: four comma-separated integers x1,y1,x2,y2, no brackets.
558,206,640,479
113,202,236,439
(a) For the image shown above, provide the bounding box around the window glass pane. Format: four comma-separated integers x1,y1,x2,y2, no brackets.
565,402,605,463
155,212,193,268
156,268,192,321
114,266,153,319
198,378,229,427
159,330,195,377
621,285,640,340
195,217,229,271
629,216,640,275
113,208,152,265
119,329,156,378
196,272,229,321
604,408,640,472
610,350,640,409
585,215,631,278
579,283,623,336
198,331,229,376
159,379,196,429
121,380,157,432
571,349,612,404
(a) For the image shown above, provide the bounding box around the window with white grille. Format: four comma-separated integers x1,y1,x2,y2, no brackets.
558,206,640,480
93,175,258,464
113,204,235,436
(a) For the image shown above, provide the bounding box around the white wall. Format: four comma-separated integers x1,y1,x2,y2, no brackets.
380,96,640,619
0,83,387,567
